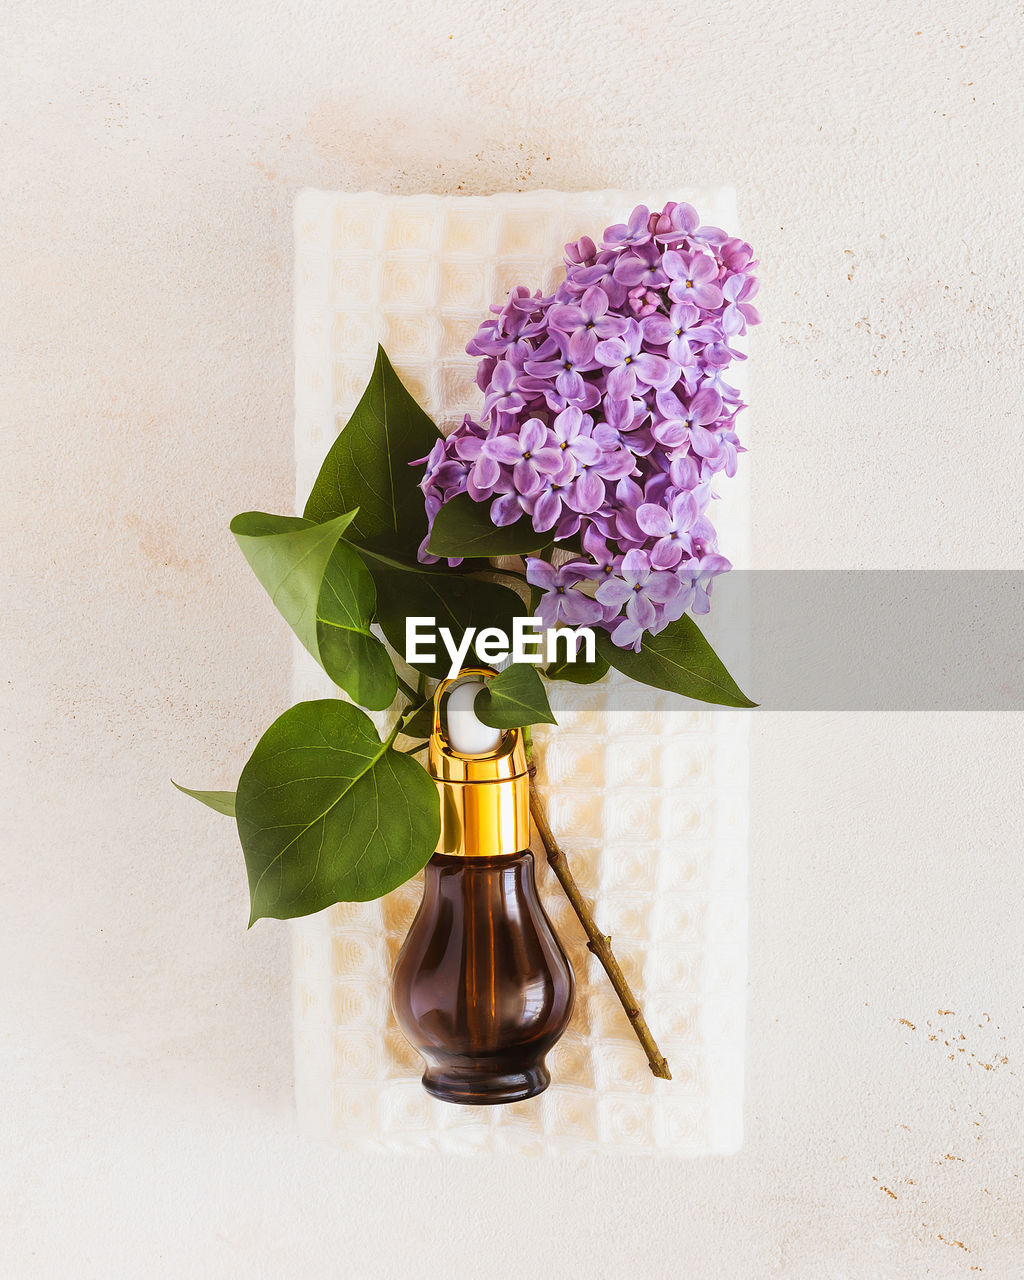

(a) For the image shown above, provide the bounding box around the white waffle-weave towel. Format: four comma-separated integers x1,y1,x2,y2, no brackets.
292,188,749,1156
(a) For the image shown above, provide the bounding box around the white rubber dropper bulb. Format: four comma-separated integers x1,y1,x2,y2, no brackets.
445,679,501,756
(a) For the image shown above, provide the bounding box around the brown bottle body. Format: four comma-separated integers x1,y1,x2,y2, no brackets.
391,850,575,1105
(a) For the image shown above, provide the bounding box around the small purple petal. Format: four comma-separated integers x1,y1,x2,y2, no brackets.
644,573,682,605
595,576,633,609
610,617,644,652
524,557,557,591
626,592,656,630
606,363,637,400
630,352,676,390
486,436,524,464
636,504,673,537
490,493,524,526
531,490,562,531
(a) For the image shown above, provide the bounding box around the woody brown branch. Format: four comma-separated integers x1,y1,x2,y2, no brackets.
528,772,672,1081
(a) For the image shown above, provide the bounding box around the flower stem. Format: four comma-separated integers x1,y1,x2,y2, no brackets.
528,774,672,1081
396,675,418,703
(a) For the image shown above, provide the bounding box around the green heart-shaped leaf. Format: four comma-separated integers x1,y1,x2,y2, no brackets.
303,346,441,559
172,781,236,816
360,546,526,680
237,700,440,923
427,492,555,559
230,510,396,710
230,509,356,660
316,542,397,709
596,615,757,708
474,664,556,729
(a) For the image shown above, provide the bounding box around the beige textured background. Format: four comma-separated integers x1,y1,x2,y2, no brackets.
2,2,1022,1276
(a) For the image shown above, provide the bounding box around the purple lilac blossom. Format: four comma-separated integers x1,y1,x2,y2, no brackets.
414,201,760,646
524,558,605,629
594,549,684,652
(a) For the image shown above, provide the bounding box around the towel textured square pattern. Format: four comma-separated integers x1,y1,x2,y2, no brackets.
292,189,748,1155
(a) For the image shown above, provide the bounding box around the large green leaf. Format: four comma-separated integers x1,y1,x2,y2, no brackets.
230,510,396,710
236,700,440,923
596,615,757,708
172,781,236,816
427,492,554,559
316,542,397,710
359,546,526,680
230,509,356,660
474,664,556,729
302,346,441,558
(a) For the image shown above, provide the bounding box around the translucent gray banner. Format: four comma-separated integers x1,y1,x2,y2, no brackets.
692,571,1024,711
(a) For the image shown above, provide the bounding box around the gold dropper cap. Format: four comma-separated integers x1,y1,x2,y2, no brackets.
427,668,530,858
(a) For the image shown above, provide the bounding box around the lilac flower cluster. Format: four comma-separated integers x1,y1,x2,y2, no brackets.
415,202,759,651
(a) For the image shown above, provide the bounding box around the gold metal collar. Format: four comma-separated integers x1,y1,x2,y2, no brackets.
427,669,530,858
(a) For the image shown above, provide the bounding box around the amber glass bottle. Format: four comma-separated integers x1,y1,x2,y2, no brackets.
392,849,574,1104
391,671,575,1105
